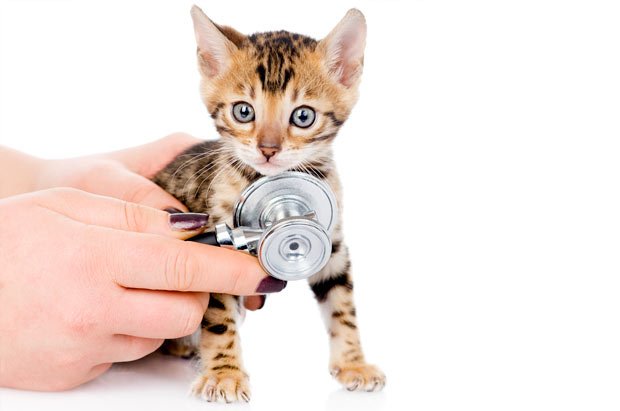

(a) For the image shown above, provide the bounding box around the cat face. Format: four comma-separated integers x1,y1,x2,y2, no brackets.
191,6,366,176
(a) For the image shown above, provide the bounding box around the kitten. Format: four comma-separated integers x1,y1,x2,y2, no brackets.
153,5,385,402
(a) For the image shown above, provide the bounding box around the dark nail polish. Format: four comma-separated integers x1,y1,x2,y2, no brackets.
257,295,266,309
255,277,287,293
169,212,209,231
164,207,183,214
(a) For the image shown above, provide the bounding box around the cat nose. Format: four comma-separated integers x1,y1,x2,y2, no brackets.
259,144,281,160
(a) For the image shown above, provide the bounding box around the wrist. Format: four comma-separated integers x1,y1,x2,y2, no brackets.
29,157,57,192
0,146,47,198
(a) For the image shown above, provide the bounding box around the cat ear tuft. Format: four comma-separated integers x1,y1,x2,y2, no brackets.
319,9,367,87
190,5,237,77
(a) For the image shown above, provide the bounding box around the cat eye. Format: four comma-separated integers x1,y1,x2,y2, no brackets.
290,106,316,128
232,102,255,123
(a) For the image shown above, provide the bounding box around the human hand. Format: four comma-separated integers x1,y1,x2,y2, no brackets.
34,133,201,211
0,188,284,391
36,132,269,311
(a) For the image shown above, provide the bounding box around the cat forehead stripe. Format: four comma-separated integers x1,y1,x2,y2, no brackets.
245,31,317,93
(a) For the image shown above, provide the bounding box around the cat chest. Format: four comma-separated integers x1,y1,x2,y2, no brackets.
204,175,249,228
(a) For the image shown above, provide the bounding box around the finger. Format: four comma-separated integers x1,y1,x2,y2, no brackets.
104,133,202,178
244,295,266,311
102,335,165,363
75,163,189,211
93,227,284,295
40,188,207,240
84,363,112,384
108,288,209,339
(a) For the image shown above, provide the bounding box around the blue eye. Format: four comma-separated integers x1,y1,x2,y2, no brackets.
290,106,316,128
232,102,255,123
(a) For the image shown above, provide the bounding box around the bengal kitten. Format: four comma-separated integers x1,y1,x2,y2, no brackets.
153,6,385,402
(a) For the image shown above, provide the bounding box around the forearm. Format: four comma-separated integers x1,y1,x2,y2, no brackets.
0,146,45,199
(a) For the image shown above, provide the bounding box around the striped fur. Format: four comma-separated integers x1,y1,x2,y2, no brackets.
153,6,383,402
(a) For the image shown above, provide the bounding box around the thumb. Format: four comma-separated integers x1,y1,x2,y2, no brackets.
104,133,201,178
78,161,188,211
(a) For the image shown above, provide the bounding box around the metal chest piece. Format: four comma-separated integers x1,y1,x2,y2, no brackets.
233,172,338,281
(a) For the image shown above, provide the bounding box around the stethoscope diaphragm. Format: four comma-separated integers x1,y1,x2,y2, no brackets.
258,216,332,281
190,171,338,280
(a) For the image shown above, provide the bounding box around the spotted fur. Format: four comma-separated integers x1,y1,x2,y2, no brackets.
153,6,384,402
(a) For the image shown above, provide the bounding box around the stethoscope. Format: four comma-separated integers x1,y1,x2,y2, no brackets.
188,172,338,281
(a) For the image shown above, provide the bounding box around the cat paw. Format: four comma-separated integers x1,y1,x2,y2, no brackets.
191,371,251,403
330,363,386,392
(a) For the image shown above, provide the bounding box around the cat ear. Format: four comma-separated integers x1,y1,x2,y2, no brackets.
190,5,237,77
319,9,367,87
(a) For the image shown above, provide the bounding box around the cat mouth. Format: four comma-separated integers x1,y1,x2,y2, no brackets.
250,160,288,176
233,148,296,176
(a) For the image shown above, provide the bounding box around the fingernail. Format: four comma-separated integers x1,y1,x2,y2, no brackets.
169,212,209,231
256,277,287,293
164,207,183,214
257,295,266,309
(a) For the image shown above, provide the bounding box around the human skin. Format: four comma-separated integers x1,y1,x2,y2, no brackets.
1,133,266,310
0,134,275,390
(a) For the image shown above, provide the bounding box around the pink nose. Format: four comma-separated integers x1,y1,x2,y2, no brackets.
259,146,280,160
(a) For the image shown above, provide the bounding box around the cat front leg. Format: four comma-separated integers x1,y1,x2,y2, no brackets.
309,244,386,392
191,294,250,403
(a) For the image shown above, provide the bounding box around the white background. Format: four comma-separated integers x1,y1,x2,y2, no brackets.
1,0,620,410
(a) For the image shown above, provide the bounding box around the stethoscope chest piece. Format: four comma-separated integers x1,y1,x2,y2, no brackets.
234,172,337,234
191,172,338,281
234,172,337,281
259,216,332,281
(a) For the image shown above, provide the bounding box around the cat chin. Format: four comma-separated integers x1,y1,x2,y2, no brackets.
250,162,288,177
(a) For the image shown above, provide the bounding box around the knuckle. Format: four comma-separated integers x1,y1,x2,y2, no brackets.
151,338,165,351
121,201,145,232
180,302,204,336
85,159,116,175
125,182,159,205
62,307,100,338
127,337,163,358
164,246,198,291
227,266,244,294
53,347,87,372
72,159,117,189
90,363,112,380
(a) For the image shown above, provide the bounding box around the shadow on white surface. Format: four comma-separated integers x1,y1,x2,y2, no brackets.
0,353,390,411
325,389,388,411
0,354,207,411
86,352,198,392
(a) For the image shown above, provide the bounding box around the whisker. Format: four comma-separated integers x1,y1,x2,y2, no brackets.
199,155,236,200
167,144,232,184
194,151,236,198
169,152,210,181
181,148,234,198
